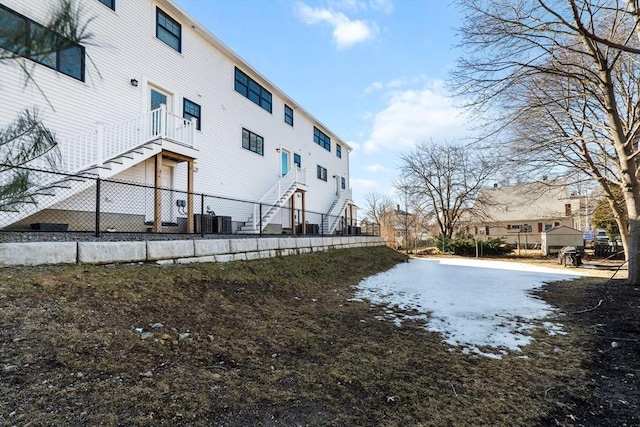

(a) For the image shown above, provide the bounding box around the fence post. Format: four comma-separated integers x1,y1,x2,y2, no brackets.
259,203,263,236
321,213,324,237
200,194,205,237
95,177,101,238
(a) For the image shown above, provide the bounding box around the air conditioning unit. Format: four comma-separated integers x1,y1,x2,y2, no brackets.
194,214,232,234
194,214,215,233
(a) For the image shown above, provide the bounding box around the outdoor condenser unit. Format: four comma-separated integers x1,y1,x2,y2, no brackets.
194,214,232,234
194,214,215,233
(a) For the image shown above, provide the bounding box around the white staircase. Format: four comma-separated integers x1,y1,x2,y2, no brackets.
238,167,306,234
0,105,197,229
322,189,351,235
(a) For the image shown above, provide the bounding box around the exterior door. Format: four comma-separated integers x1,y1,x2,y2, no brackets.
334,175,340,196
150,86,172,136
281,150,289,177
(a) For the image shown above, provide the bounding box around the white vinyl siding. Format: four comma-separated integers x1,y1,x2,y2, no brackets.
0,0,350,219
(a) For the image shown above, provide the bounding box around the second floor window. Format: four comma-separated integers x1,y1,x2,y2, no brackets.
294,153,301,168
98,0,115,10
156,8,181,52
242,128,264,156
183,99,201,130
0,4,85,81
317,165,327,181
341,177,346,190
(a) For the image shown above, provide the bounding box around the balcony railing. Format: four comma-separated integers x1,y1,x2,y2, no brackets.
59,105,196,173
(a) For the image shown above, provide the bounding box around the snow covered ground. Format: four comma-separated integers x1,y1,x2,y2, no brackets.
355,258,586,359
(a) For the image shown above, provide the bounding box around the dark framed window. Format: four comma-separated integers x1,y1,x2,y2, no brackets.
341,177,346,190
156,8,181,52
183,98,201,130
336,144,342,158
317,165,327,181
242,128,264,156
294,153,301,168
284,104,294,126
0,4,84,81
98,0,115,10
314,127,331,151
234,67,272,113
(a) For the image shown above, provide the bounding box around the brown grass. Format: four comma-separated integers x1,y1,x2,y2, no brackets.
0,247,607,426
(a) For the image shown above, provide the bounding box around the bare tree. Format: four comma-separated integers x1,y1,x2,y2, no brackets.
396,179,436,246
0,0,94,211
452,0,640,284
398,141,498,239
362,191,394,225
362,191,397,246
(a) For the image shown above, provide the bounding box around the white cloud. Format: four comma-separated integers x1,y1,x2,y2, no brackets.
363,81,384,94
365,163,387,172
329,0,393,13
296,3,378,49
351,177,378,191
369,0,393,13
362,82,469,154
363,75,429,95
346,140,361,150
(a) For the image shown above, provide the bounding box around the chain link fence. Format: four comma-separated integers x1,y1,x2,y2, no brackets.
0,166,379,238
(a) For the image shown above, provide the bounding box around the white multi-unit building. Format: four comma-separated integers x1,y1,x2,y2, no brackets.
0,0,355,235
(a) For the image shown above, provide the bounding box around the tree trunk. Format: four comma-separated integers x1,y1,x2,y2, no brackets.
627,219,640,285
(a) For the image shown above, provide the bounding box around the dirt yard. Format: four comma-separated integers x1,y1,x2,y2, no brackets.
0,247,637,426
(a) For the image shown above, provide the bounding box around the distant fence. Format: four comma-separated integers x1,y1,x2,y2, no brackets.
0,166,380,238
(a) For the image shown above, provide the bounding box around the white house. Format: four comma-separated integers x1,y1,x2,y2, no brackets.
0,0,355,234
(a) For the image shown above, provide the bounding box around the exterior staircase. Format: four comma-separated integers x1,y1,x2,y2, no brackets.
238,167,306,234
0,105,197,229
321,189,351,235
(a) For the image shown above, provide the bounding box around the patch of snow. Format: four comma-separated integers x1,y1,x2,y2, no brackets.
356,258,581,358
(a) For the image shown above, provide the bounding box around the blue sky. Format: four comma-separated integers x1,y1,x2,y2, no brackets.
174,0,469,212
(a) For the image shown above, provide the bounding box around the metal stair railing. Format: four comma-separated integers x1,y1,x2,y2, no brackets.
324,188,352,234
251,167,306,232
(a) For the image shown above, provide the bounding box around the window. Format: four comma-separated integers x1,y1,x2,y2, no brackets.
565,203,572,216
284,104,294,126
341,177,346,190
183,98,201,130
336,144,342,158
98,0,115,10
294,153,301,168
242,128,264,156
0,5,85,81
314,127,331,151
234,67,272,113
317,165,327,181
156,8,181,52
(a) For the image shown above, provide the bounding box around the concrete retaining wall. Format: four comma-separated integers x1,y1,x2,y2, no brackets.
0,236,385,267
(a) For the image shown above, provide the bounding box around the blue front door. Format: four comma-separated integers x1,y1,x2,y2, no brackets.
281,150,289,177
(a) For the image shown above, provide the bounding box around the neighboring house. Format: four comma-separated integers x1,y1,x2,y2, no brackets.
466,179,583,247
381,205,427,249
0,0,354,234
